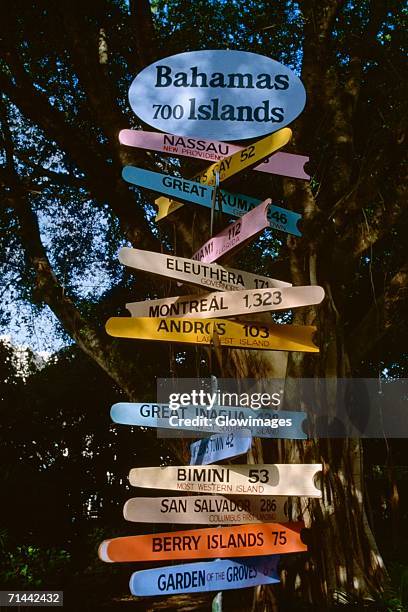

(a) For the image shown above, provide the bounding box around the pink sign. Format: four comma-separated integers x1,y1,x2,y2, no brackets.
119,130,310,180
192,199,272,263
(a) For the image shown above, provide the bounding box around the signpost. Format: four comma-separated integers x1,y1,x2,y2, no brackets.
190,432,252,465
99,46,321,602
192,200,299,263
123,495,289,524
118,247,291,290
128,50,306,140
119,129,310,180
110,402,308,439
98,522,307,562
128,464,322,497
128,556,280,596
105,316,319,352
125,286,324,319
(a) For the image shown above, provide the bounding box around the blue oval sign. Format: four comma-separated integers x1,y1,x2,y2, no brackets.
128,50,306,141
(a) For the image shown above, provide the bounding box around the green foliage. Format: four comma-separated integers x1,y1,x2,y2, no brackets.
0,531,70,589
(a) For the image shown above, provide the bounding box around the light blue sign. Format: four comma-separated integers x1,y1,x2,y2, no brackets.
190,432,252,465
129,556,280,596
110,403,307,439
122,166,302,236
128,49,306,140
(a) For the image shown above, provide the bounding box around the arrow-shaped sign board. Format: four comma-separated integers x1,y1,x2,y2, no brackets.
194,127,292,186
122,166,260,217
105,316,319,353
118,247,291,290
119,129,310,180
129,556,280,596
190,431,252,465
110,403,308,439
192,200,298,263
129,464,322,497
126,286,324,319
122,168,302,236
123,495,289,524
98,521,306,562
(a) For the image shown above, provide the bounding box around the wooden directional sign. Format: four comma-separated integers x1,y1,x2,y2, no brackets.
126,286,324,319
129,464,322,497
118,247,291,291
129,556,280,596
259,152,310,180
123,495,289,524
154,192,302,237
122,166,302,237
122,166,266,218
110,403,308,440
190,432,252,465
194,128,292,187
192,200,297,263
106,316,319,353
119,130,310,180
98,521,306,562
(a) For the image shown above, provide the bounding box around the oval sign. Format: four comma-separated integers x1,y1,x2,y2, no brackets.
128,50,306,141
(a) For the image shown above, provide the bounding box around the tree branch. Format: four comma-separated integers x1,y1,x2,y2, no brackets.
1,102,141,398
129,0,158,67
0,67,158,249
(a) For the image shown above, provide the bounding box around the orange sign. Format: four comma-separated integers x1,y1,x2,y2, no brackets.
98,522,306,563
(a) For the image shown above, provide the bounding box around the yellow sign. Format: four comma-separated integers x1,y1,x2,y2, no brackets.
155,196,187,221
195,127,292,186
105,317,318,352
155,127,292,221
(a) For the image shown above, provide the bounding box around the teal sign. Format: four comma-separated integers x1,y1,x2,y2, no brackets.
122,166,301,236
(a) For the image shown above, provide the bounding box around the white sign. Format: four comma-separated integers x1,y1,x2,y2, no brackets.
123,495,289,524
118,247,291,291
128,50,306,140
126,286,325,319
129,464,322,496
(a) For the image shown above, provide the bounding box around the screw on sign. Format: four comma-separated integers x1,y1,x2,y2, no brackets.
105,316,319,352
193,127,292,187
191,199,302,263
122,166,272,222
117,247,291,291
110,402,308,439
99,522,307,562
125,286,324,319
128,464,322,497
128,556,280,596
119,129,310,180
122,165,302,236
123,495,290,525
